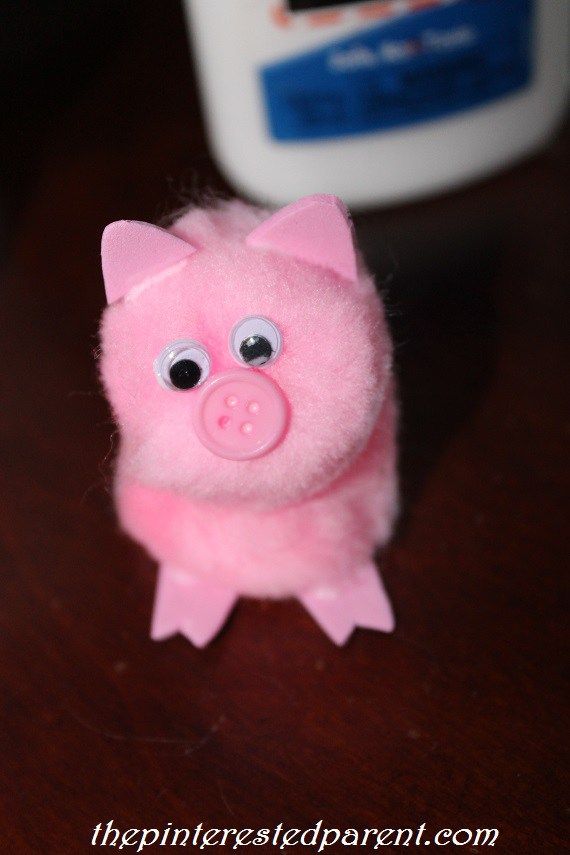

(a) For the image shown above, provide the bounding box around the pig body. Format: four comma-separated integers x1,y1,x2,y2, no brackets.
100,195,398,646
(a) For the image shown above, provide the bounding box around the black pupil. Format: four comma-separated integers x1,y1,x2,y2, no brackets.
239,335,273,365
169,359,201,389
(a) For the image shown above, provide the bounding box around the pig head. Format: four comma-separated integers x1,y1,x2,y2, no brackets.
99,195,392,509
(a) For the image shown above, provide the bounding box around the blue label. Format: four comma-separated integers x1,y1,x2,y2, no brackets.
260,0,534,141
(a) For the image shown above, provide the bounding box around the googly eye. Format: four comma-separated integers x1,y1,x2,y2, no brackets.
154,340,210,391
230,316,282,367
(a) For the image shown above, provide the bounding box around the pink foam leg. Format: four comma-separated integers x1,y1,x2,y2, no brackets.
299,563,395,646
151,565,237,648
298,585,356,646
348,562,395,633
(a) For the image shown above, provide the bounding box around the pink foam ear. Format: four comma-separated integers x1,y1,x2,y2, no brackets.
101,220,196,304
246,194,357,283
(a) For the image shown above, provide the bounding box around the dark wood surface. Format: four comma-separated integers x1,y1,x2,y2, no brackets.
1,3,567,852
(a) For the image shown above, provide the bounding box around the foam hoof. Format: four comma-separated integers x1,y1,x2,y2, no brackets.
299,563,395,646
151,565,237,648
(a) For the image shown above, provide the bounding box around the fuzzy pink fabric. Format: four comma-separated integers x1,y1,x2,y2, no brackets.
99,195,398,641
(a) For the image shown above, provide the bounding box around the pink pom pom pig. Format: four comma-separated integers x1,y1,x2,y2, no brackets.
99,195,398,646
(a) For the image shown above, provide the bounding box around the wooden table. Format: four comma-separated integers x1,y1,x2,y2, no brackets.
1,3,567,851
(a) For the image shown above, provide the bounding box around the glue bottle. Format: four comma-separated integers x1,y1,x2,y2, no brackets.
184,0,568,208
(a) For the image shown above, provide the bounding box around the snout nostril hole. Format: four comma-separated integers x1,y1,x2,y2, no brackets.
218,415,230,430
225,396,238,408
240,422,253,435
247,401,260,414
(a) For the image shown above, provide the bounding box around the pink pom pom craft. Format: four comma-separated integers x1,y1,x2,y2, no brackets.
99,195,398,647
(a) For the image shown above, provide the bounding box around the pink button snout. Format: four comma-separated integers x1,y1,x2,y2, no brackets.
193,370,288,460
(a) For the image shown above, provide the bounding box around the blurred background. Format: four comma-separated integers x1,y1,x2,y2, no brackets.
0,2,568,852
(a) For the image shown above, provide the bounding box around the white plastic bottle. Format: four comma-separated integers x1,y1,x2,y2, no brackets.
184,0,568,208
